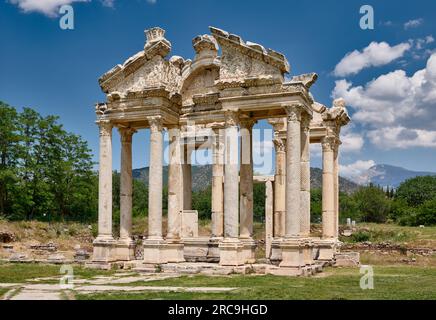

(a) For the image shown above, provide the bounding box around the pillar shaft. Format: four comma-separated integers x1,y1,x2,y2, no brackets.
97,121,113,239
300,116,311,237
239,119,255,239
119,128,135,241
322,136,336,239
211,128,224,238
265,180,274,259
167,126,182,240
224,112,239,239
285,106,302,238
182,145,192,210
333,144,340,238
273,137,286,238
148,117,163,240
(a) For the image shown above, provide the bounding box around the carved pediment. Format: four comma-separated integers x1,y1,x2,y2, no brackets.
210,27,289,84
99,27,184,98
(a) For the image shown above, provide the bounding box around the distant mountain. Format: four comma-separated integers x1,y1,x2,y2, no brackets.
358,164,436,188
133,166,360,194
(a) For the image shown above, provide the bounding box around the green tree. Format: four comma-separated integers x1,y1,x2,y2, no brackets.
352,185,391,223
395,176,436,207
0,102,20,216
310,188,322,223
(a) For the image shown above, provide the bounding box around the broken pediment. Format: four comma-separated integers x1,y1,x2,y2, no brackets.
210,27,290,85
99,27,185,98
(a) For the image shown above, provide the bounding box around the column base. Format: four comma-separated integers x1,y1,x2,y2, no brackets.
143,238,168,264
92,236,117,263
219,238,244,266
279,238,304,268
313,239,340,261
165,239,185,263
183,237,210,262
114,238,136,261
240,238,257,264
270,238,283,265
301,238,314,266
207,237,223,262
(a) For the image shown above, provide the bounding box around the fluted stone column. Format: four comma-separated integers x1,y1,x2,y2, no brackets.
300,116,311,237
273,137,286,238
143,116,167,264
280,105,304,268
333,142,340,239
219,111,244,266
93,120,116,263
265,179,274,259
182,144,192,211
239,118,256,263
166,126,184,262
300,116,314,265
211,128,224,239
117,127,136,260
321,136,336,239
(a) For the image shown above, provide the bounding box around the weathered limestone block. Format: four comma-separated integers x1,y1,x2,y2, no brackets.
181,210,199,238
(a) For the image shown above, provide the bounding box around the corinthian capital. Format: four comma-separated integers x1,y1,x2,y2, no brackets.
224,111,239,127
284,104,303,122
239,116,256,130
273,138,286,153
118,127,137,143
97,120,112,137
148,116,163,132
321,136,338,152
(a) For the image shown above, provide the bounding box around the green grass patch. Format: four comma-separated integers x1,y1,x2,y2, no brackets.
76,266,436,300
0,263,115,283
0,288,10,298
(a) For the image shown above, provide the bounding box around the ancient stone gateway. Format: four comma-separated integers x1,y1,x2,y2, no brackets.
92,27,350,275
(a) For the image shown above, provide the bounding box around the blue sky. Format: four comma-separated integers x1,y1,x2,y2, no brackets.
1,0,435,180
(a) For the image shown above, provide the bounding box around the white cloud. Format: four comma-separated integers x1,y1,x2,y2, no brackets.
341,130,365,153
367,127,436,149
340,160,376,183
334,41,411,77
333,53,436,149
8,0,90,17
404,18,424,30
9,0,157,16
100,0,114,7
